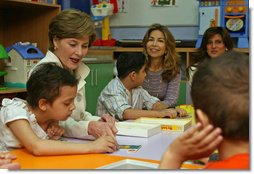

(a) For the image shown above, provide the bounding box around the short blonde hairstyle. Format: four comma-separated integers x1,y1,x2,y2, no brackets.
48,9,96,51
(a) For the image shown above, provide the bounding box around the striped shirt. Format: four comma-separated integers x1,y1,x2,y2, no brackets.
142,69,181,107
96,77,159,120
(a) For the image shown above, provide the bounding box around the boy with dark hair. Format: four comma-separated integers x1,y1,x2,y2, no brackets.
160,50,249,169
0,63,118,156
96,52,186,120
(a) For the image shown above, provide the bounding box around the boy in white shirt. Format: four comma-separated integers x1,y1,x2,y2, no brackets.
96,52,186,120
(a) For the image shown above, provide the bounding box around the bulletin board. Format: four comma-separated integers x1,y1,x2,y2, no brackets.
110,0,199,27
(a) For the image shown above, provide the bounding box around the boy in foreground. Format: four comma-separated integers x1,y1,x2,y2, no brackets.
160,51,249,169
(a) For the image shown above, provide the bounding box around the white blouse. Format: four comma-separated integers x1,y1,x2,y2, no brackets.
0,98,48,149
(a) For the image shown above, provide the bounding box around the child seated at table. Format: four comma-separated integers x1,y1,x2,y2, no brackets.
0,63,118,156
159,51,249,169
96,52,187,121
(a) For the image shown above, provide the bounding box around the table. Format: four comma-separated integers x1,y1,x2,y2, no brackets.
113,131,181,160
62,131,181,161
11,149,159,169
10,131,203,169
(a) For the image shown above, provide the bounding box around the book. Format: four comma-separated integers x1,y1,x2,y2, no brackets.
115,122,161,138
135,117,192,132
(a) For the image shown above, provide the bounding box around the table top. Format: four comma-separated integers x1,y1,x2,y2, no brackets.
10,131,203,169
113,131,181,160
11,149,159,169
61,131,181,160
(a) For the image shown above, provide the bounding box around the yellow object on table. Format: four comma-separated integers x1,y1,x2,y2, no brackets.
176,104,196,125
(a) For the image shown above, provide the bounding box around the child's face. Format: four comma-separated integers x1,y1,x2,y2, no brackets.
134,65,147,86
46,85,77,121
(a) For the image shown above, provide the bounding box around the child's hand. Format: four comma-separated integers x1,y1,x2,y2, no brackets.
46,122,65,140
160,108,177,118
89,136,118,153
175,108,188,117
159,122,223,169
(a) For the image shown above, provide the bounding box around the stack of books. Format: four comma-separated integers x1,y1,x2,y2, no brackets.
136,117,192,132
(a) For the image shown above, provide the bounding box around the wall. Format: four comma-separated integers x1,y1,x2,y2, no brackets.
109,26,198,40
95,0,200,41
110,0,199,27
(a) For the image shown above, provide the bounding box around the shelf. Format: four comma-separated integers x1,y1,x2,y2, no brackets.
0,0,60,9
88,47,200,56
88,47,249,65
0,0,60,54
88,48,114,56
0,87,26,94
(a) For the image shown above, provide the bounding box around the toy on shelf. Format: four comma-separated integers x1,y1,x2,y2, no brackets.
5,42,44,88
222,0,248,48
91,0,118,46
196,0,249,48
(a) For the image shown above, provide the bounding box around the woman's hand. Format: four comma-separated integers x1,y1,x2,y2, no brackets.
88,119,118,139
99,114,118,136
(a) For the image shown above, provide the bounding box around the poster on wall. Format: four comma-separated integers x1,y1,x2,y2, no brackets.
150,0,178,7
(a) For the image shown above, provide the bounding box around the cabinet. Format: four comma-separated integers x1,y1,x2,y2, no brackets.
86,63,113,115
85,63,114,115
177,81,186,105
84,50,114,115
0,0,60,54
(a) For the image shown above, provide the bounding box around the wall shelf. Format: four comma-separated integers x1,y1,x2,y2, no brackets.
0,0,60,54
88,47,249,67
